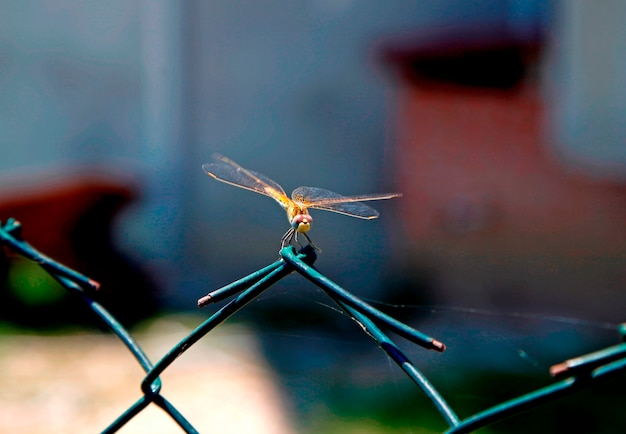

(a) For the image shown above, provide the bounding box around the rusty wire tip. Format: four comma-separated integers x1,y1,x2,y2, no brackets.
432,339,446,352
89,279,101,290
197,294,212,308
4,218,22,236
549,362,569,378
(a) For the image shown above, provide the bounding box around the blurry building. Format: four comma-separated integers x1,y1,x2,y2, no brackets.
2,1,623,327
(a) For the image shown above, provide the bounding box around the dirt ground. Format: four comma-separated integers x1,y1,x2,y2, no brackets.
0,317,297,433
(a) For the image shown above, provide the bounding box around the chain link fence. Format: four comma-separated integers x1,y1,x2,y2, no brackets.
1,217,625,433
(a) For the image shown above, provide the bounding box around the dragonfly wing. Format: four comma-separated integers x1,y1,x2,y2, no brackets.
202,154,291,209
292,186,401,219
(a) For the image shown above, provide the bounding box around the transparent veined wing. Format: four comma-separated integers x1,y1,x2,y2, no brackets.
202,154,292,209
292,186,401,220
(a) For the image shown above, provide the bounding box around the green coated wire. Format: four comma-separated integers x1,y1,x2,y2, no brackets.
0,218,99,291
280,246,445,352
446,347,626,433
143,258,294,394
445,341,626,433
331,294,459,426
197,260,284,306
55,275,156,376
0,220,197,433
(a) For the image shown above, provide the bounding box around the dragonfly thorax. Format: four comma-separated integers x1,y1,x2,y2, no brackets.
291,213,313,234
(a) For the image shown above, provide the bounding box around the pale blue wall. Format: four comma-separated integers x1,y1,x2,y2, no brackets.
547,0,626,179
0,1,549,306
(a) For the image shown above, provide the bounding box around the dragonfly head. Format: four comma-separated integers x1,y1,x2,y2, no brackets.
291,213,313,234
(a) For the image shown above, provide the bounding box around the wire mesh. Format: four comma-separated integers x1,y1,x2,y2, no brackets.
1,217,625,433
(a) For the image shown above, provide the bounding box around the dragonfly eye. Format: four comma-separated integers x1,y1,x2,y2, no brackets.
291,213,313,233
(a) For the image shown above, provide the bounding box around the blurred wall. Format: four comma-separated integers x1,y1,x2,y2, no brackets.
0,1,143,170
381,1,626,324
0,1,551,309
548,0,626,178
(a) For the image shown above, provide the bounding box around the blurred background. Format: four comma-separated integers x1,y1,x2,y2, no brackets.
1,0,625,432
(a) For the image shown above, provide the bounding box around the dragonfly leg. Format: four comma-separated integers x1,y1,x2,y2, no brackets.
281,228,320,252
293,232,305,248
303,233,321,252
281,227,296,249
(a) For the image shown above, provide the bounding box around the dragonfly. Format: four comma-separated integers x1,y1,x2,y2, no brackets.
202,153,401,250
